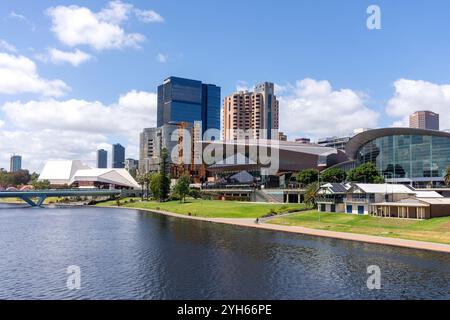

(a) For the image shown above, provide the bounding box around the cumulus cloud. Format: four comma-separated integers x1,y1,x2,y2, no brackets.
0,39,16,52
0,90,157,171
278,78,379,140
47,48,92,66
0,52,70,96
386,79,450,129
46,1,163,51
0,129,109,172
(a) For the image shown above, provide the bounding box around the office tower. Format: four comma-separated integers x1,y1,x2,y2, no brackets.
409,111,439,130
157,76,221,140
223,82,279,141
139,125,178,174
125,159,139,172
278,132,287,141
97,149,108,168
317,136,351,150
295,138,311,144
10,155,22,172
139,122,204,180
112,144,125,168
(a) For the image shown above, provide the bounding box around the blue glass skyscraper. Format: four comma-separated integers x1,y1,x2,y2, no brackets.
157,77,221,140
97,149,108,168
112,144,125,168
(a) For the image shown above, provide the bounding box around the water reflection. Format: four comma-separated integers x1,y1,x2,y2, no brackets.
0,205,448,300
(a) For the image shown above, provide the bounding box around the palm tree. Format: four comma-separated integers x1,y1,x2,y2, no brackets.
136,174,146,201
304,182,319,209
444,166,450,186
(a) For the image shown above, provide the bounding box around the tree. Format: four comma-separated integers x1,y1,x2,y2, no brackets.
136,174,146,201
347,163,384,183
320,168,346,183
0,169,31,187
31,179,51,190
158,148,171,202
304,182,319,208
145,172,154,200
150,173,162,200
296,169,318,186
444,166,450,186
173,173,191,203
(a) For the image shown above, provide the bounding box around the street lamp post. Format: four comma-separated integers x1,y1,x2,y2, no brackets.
317,169,321,223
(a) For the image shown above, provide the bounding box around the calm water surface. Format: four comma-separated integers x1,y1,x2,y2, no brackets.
0,204,449,300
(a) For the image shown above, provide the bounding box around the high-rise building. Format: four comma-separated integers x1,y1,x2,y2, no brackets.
317,136,351,150
139,125,178,174
157,76,221,140
223,82,279,141
139,122,205,180
409,111,439,130
112,144,125,168
97,149,108,168
10,155,22,172
295,138,311,144
278,132,287,141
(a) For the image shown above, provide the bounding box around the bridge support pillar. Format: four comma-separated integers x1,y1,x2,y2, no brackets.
19,196,47,207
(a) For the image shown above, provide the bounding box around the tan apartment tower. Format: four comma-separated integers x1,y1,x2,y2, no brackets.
409,111,439,130
223,82,279,140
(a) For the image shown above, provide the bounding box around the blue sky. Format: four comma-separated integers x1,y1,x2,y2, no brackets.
1,0,450,171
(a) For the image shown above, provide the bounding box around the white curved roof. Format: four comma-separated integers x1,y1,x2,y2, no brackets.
39,160,139,189
39,160,90,185
71,168,140,189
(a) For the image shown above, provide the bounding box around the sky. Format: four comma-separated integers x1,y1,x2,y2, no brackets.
2,0,450,172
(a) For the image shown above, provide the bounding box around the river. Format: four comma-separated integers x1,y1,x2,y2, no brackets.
0,204,449,299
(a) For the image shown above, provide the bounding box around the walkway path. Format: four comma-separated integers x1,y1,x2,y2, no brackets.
97,205,450,254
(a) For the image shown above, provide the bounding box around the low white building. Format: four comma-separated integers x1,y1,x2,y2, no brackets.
39,160,139,189
317,183,443,218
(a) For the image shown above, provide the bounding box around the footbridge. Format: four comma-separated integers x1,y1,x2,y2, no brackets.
0,189,137,207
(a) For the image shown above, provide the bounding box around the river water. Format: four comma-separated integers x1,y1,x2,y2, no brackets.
0,204,449,300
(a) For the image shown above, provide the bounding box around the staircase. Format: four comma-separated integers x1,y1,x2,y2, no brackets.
255,189,283,203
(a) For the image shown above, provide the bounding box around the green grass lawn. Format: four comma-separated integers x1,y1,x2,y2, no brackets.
97,198,306,218
270,210,450,245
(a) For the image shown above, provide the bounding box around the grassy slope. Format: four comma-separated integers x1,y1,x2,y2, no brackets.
98,198,306,218
270,210,450,244
0,197,62,205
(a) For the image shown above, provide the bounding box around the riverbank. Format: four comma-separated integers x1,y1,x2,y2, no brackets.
95,201,450,253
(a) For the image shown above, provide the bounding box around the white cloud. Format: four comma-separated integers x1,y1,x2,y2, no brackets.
0,52,70,96
278,78,379,140
236,80,249,92
97,0,133,24
8,12,36,31
0,129,109,172
0,90,157,171
135,9,164,23
46,1,163,51
0,39,16,52
156,53,168,63
386,79,450,129
48,48,92,66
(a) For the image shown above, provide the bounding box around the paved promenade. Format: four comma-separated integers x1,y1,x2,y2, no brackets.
99,206,450,254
